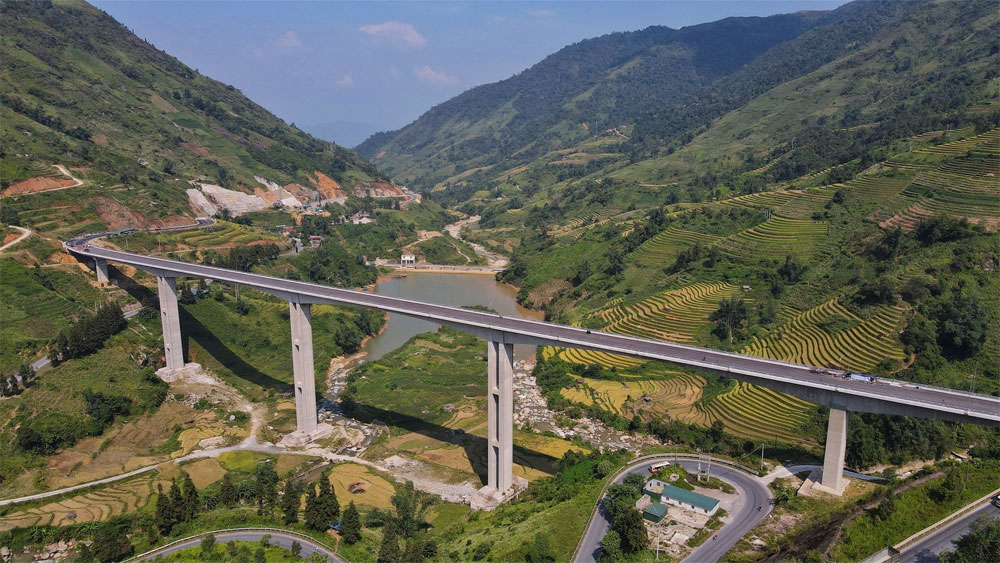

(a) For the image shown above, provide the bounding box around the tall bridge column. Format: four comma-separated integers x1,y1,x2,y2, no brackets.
279,301,332,447
483,333,516,499
93,258,110,285
154,275,201,382
818,408,849,494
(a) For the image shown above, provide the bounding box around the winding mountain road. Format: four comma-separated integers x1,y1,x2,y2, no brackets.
128,529,343,562
575,457,773,563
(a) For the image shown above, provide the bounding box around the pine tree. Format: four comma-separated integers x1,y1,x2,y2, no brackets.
220,473,237,508
154,483,171,535
304,485,323,530
402,538,425,563
281,480,300,525
340,501,362,544
166,479,183,531
182,472,199,522
318,476,340,524
377,523,401,563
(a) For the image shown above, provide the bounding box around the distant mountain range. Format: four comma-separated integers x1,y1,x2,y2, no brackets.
356,0,997,198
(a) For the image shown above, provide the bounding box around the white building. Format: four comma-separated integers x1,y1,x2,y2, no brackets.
401,254,416,266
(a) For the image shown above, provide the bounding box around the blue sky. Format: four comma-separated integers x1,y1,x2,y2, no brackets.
95,0,846,147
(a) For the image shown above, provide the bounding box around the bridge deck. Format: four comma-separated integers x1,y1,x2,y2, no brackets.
68,242,1000,426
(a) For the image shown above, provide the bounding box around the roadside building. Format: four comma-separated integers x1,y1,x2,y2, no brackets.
401,254,416,267
642,502,669,523
644,480,720,516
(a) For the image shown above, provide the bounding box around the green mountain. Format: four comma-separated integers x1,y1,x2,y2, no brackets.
0,0,384,235
355,9,827,188
355,0,935,193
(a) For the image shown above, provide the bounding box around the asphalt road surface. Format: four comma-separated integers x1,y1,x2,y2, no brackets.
134,530,344,561
898,501,1000,562
64,242,1000,426
575,458,772,563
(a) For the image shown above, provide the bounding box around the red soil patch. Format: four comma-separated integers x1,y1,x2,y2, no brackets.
375,150,386,159
3,176,75,196
308,171,347,200
3,232,20,245
181,142,210,156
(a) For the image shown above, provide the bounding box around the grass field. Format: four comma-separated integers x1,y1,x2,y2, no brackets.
107,221,284,256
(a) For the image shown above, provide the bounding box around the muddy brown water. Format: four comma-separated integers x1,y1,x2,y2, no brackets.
360,271,543,363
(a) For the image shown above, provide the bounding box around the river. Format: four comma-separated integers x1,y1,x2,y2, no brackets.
360,271,543,363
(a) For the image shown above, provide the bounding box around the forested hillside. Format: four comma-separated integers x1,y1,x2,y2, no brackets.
1,0,383,231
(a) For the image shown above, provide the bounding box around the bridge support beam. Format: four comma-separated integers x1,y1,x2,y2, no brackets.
480,333,526,502
817,408,849,495
93,258,110,285
279,302,332,447
155,276,200,382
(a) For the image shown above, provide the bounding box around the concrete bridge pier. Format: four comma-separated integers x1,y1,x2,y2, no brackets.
154,275,201,382
93,258,110,286
481,332,526,500
815,408,850,495
279,301,332,447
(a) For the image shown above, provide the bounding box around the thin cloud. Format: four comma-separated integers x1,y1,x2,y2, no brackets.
336,75,354,87
414,65,456,85
527,9,555,17
275,30,303,50
359,21,426,48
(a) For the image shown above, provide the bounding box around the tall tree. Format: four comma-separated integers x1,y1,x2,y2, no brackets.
341,501,362,544
612,508,648,554
154,483,172,535
181,472,199,522
220,473,237,508
281,480,300,525
377,523,401,563
304,485,323,530
710,297,751,344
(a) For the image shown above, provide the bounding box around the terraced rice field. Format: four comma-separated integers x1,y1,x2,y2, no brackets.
700,382,814,444
840,175,913,203
556,347,645,370
743,299,907,372
0,474,165,531
899,156,1000,219
773,189,834,219
913,128,1000,156
560,373,705,418
716,190,806,211
551,208,621,240
631,227,722,267
594,281,742,344
717,215,829,260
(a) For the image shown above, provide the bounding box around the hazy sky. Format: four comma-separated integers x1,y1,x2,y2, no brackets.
95,0,846,147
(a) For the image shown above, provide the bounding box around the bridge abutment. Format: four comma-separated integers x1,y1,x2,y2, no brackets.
154,275,201,382
279,301,332,447
815,407,850,495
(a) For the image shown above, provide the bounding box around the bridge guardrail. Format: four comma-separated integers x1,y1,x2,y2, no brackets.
569,453,760,562
125,527,342,562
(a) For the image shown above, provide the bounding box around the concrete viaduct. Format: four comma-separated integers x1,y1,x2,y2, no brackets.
66,239,1000,499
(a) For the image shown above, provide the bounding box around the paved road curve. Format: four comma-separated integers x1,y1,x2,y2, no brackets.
575,457,772,563
130,529,344,561
898,502,1000,563
64,242,1000,427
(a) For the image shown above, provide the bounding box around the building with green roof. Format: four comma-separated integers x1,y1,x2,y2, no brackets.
643,479,720,516
642,502,668,523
